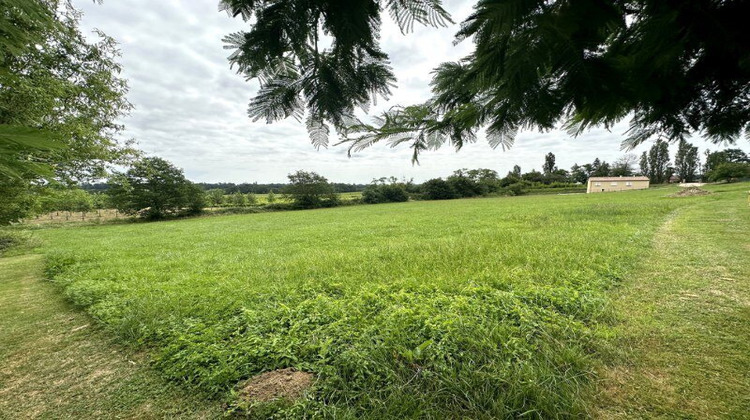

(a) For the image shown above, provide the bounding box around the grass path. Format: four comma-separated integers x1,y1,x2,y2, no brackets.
0,254,221,419
595,185,750,418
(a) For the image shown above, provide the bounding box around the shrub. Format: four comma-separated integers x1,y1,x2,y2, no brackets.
362,182,409,204
709,162,750,182
446,175,482,198
502,181,532,196
422,178,458,200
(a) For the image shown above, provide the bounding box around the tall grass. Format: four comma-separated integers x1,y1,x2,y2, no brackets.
38,188,693,418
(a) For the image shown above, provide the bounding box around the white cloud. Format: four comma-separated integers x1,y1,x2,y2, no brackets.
74,0,749,183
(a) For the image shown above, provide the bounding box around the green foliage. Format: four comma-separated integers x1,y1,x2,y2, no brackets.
38,187,703,417
362,178,409,204
183,183,207,216
542,152,556,175
647,140,670,183
521,170,544,183
221,0,450,149
0,229,37,255
0,177,38,224
0,1,134,181
108,157,204,219
229,192,247,207
39,187,94,213
227,1,750,158
266,190,277,203
283,170,338,209
610,154,638,177
704,148,749,178
206,189,226,207
708,162,750,183
421,178,457,200
674,140,700,182
0,0,134,224
344,1,750,158
569,164,587,184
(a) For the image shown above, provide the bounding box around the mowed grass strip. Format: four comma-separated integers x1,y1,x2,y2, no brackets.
595,182,750,419
35,187,715,418
0,254,221,419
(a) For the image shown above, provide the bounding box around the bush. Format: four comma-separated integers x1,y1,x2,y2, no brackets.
501,181,532,196
182,184,206,216
362,183,409,204
422,178,458,200
709,162,750,182
446,176,482,198
0,178,38,224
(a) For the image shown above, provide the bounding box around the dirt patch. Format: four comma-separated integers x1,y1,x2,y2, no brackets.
238,369,314,403
670,187,711,197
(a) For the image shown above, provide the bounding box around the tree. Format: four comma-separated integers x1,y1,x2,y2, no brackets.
206,189,226,207
611,154,637,177
421,178,457,200
512,165,522,178
704,149,750,176
639,152,650,178
521,170,544,183
465,168,501,194
362,178,409,204
447,171,483,198
0,179,39,224
590,159,610,178
674,140,700,182
267,190,277,203
283,170,338,209
230,192,247,207
570,164,587,184
108,157,204,219
40,187,94,214
542,153,556,175
223,1,750,158
647,140,670,183
220,0,450,153
708,163,750,183
0,0,134,224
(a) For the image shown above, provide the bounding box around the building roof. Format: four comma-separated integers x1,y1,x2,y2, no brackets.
588,176,649,182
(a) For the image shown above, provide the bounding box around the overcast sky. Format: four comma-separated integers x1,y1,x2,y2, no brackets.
74,0,748,184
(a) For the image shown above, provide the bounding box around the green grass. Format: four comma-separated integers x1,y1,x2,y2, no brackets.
0,254,221,419
27,185,747,418
250,191,362,205
595,183,750,418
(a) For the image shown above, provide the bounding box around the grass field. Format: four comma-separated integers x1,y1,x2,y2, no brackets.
253,190,362,205
0,254,221,419
5,183,748,418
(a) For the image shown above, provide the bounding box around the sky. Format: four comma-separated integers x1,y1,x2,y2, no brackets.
73,0,749,184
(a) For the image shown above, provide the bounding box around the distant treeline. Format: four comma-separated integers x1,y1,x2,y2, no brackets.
81,182,367,194
196,182,367,194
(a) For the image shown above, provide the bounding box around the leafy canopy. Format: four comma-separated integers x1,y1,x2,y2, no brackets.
283,170,338,208
224,0,750,160
108,157,205,219
0,0,134,224
0,0,134,181
220,0,451,152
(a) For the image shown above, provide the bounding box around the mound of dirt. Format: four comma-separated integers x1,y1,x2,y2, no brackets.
238,368,314,403
671,187,711,197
